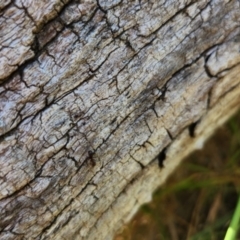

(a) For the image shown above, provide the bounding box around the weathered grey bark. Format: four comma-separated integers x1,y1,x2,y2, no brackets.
0,0,240,239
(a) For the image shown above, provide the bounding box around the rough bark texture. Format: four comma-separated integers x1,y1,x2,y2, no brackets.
0,0,240,239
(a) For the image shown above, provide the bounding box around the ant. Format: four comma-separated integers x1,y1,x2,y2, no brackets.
87,150,96,167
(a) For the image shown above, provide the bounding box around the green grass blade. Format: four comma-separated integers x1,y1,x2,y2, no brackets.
224,195,240,240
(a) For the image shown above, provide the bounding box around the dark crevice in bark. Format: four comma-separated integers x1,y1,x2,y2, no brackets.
144,120,153,134
100,0,124,12
88,46,120,73
14,2,37,27
0,1,12,13
207,88,213,109
96,0,107,14
110,117,117,125
157,147,167,168
188,120,200,138
0,56,37,89
0,115,32,143
166,128,174,140
73,6,99,31
37,19,64,49
215,62,240,77
130,155,145,170
204,53,215,78
86,150,97,167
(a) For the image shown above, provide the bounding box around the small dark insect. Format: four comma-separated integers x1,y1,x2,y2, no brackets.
87,150,96,167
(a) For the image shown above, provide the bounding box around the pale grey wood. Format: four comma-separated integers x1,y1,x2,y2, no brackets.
0,0,240,239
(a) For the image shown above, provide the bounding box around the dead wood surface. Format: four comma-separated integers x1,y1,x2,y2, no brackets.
0,0,240,239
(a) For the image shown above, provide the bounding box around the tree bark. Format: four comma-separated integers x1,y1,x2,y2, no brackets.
0,0,240,239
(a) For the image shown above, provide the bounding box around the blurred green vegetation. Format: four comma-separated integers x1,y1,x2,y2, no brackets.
116,111,240,240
